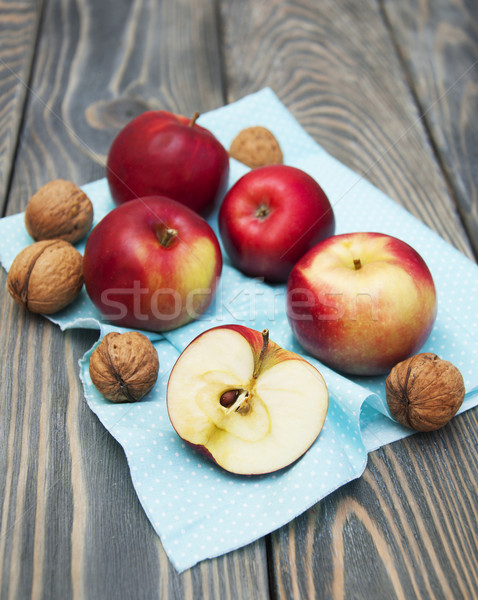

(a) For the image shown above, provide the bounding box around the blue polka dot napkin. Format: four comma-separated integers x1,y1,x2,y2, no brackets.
1,88,477,572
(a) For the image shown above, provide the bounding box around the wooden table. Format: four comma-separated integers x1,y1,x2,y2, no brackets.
1,1,477,598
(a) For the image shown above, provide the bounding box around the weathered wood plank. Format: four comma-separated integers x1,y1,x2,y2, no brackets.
382,0,478,258
2,0,477,596
268,411,478,599
5,0,228,216
0,0,42,213
218,0,478,597
219,0,475,261
0,1,270,598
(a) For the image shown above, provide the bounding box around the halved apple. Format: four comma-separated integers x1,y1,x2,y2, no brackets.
166,325,328,475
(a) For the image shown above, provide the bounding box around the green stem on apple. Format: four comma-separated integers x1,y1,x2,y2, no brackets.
189,112,200,127
157,227,178,248
353,258,362,270
253,329,269,379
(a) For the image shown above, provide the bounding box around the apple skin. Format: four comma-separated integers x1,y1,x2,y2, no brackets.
166,324,329,475
106,111,230,215
218,165,335,282
83,196,222,332
286,232,437,376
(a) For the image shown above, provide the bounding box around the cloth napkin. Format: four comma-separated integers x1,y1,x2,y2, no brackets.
1,88,477,573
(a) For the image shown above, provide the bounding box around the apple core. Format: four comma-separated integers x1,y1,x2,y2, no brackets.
167,325,329,475
217,329,270,416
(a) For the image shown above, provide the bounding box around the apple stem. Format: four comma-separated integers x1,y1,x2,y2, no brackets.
189,112,200,127
253,329,269,379
225,390,250,415
157,227,178,248
353,258,362,270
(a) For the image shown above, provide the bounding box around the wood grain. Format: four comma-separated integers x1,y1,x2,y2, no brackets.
268,413,478,599
1,0,478,597
5,0,228,217
218,0,478,597
0,1,269,598
0,0,42,213
219,0,475,260
382,0,478,258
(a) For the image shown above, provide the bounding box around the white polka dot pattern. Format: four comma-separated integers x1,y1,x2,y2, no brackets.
0,88,477,573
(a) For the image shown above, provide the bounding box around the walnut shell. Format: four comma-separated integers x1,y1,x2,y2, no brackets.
89,332,159,403
7,239,83,314
229,126,283,168
385,353,465,432
25,179,94,244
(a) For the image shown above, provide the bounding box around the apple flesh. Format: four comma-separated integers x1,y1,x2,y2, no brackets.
167,325,328,475
83,196,222,332
106,111,230,215
286,232,437,376
218,165,335,282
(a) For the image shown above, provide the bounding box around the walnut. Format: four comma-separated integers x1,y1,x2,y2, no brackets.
7,239,83,314
25,179,94,244
89,331,159,403
385,353,465,432
229,126,283,168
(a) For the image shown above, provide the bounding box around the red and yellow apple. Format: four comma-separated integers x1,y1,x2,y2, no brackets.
286,232,437,376
167,325,329,475
218,165,335,282
83,196,222,332
106,111,230,215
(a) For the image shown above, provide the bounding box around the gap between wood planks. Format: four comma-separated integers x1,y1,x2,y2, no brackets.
377,0,478,261
1,1,45,218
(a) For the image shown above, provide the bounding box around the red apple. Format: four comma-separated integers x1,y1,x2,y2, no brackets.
218,165,335,282
83,196,222,332
286,232,437,376
167,325,328,475
106,111,230,215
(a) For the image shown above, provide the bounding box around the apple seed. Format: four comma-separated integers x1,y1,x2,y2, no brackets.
225,390,251,415
219,389,251,415
353,258,362,270
220,388,240,408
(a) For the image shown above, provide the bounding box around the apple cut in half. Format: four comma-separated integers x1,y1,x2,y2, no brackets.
167,325,328,475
